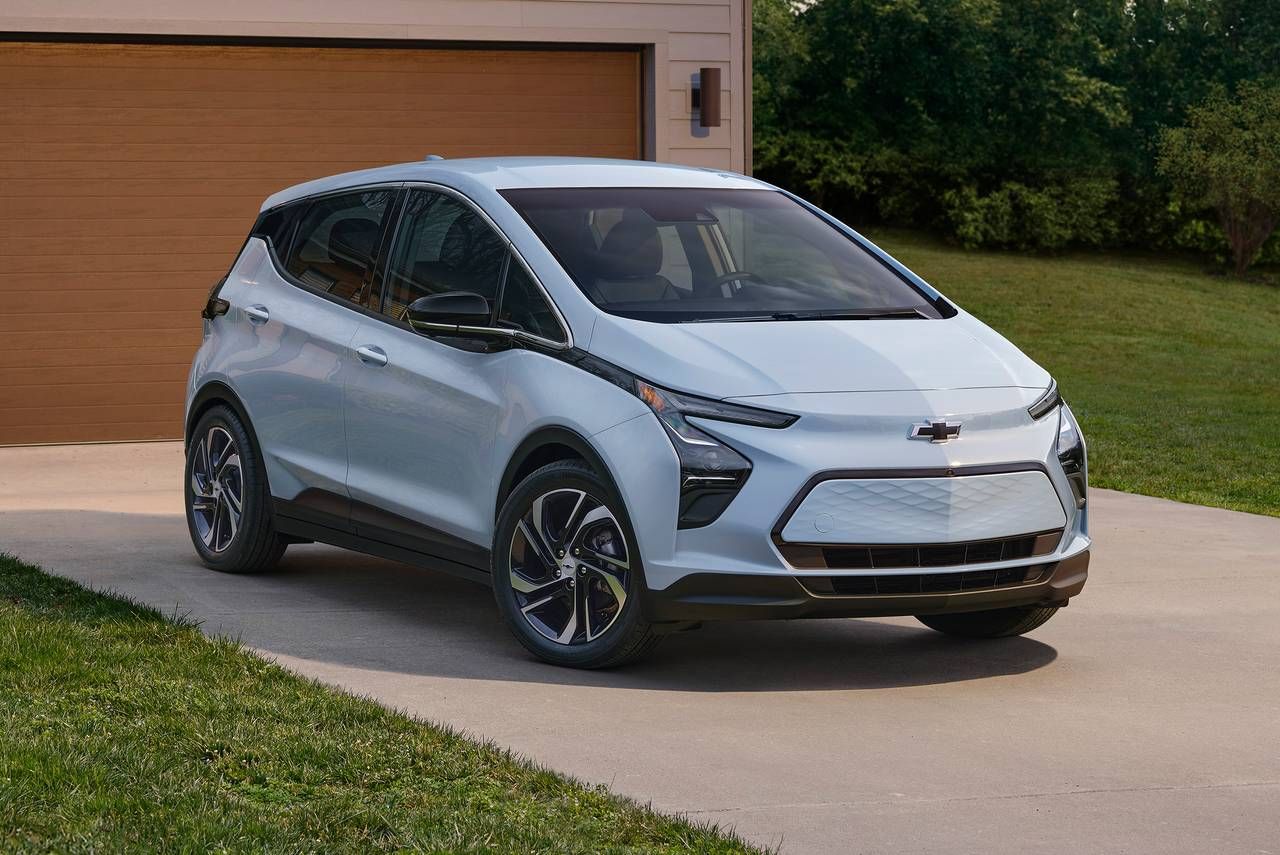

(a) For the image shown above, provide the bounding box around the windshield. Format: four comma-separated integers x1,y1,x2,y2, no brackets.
500,187,948,322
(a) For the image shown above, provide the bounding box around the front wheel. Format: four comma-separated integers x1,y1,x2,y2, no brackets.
916,605,1060,638
493,460,661,668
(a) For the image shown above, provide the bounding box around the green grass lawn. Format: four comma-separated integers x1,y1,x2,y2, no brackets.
868,230,1280,518
0,555,759,854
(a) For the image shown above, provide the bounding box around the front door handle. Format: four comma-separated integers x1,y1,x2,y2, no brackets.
355,345,389,367
244,304,270,324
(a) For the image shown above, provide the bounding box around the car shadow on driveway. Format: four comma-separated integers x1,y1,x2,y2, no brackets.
2,509,1058,693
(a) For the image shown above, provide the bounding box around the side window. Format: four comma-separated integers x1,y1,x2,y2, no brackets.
285,190,393,304
380,190,506,322
497,257,565,342
251,203,300,261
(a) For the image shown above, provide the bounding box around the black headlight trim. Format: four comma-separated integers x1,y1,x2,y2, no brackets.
560,348,798,429
1028,379,1061,420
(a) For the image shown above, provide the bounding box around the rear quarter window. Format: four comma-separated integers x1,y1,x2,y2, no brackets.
251,204,300,261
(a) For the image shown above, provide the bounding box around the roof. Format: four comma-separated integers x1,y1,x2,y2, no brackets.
260,157,770,211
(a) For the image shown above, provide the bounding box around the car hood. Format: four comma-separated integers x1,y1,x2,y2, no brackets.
585,312,1050,398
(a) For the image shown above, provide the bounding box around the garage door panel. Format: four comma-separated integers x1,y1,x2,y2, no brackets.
9,193,268,221
1,106,637,133
0,364,189,389
0,328,200,352
1,124,637,151
0,310,193,333
0,217,246,238
3,251,234,275
0,380,189,410
2,346,197,370
0,236,244,257
0,44,637,74
0,89,635,117
2,402,183,430
0,284,209,311
6,140,639,166
0,40,640,444
0,421,180,445
2,65,633,97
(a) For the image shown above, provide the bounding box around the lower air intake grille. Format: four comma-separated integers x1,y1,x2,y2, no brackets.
803,564,1050,597
778,531,1062,570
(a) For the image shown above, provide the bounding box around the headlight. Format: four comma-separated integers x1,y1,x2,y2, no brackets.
1028,378,1061,420
636,380,794,528
1057,403,1087,509
562,349,796,527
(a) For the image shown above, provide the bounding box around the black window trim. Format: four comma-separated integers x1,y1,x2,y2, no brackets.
255,180,572,350
252,181,408,326
391,181,573,349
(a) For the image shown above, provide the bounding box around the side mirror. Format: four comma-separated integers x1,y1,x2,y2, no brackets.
406,291,492,329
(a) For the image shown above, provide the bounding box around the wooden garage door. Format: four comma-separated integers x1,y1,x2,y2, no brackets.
0,40,640,444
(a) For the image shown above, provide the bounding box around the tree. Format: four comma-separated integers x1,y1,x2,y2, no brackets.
1158,82,1280,274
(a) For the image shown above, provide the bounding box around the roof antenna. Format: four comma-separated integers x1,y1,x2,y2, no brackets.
424,154,445,161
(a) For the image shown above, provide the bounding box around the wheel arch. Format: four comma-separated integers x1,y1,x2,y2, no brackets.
495,426,620,521
186,381,263,459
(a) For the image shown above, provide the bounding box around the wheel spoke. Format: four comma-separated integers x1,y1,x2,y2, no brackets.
511,572,564,597
204,495,222,548
555,592,580,644
218,451,240,479
566,505,613,552
190,438,213,497
223,494,240,543
587,563,628,611
558,491,588,547
223,483,243,514
584,544,628,571
203,428,217,477
582,582,595,641
516,518,556,570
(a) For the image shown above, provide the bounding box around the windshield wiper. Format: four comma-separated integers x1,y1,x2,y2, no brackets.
684,307,928,323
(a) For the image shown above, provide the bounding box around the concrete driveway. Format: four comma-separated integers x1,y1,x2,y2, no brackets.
2,441,1278,854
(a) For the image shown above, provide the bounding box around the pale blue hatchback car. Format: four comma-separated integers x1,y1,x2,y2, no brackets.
186,157,1090,668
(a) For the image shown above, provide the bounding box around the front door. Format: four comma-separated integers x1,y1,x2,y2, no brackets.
343,189,511,570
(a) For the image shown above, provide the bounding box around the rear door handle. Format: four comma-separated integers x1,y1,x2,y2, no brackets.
355,345,389,367
244,304,270,324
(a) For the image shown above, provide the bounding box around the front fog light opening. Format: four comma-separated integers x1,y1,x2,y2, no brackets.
1057,404,1087,510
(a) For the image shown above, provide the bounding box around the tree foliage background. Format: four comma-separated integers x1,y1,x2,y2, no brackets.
753,0,1280,264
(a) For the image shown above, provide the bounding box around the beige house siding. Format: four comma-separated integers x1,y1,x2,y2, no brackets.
0,0,750,173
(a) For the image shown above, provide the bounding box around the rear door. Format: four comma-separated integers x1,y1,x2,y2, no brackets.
227,187,397,517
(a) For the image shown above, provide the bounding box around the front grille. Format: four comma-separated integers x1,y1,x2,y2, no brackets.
802,564,1050,597
778,531,1061,570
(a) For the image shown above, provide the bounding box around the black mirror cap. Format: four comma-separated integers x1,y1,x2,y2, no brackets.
406,291,492,327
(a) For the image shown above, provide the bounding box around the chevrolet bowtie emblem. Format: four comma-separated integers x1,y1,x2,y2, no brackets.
910,420,962,443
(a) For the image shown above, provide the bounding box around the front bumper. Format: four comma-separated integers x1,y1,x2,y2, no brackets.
644,549,1090,622
589,386,1092,623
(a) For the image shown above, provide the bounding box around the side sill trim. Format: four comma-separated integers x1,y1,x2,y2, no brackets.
273,499,492,587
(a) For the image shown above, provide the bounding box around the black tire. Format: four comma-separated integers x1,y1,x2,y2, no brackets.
184,405,286,574
916,605,1059,638
493,459,661,668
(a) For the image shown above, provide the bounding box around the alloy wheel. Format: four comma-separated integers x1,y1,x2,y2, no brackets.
509,488,631,646
190,426,244,554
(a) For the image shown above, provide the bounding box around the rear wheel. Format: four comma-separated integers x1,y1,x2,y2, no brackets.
916,605,1059,638
493,460,660,668
185,405,286,574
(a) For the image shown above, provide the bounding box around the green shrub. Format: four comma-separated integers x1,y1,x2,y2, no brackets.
941,178,1119,251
